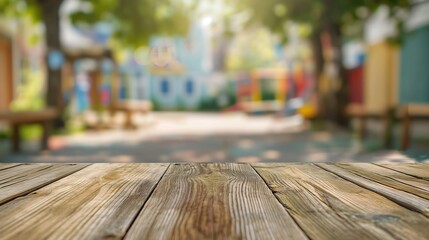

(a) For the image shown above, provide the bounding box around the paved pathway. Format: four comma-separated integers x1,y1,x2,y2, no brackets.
0,112,426,163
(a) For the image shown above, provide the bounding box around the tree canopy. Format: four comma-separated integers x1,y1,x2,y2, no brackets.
230,0,411,41
0,0,192,47
70,0,191,47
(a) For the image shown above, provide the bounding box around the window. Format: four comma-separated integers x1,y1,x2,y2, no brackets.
160,78,170,95
185,79,194,95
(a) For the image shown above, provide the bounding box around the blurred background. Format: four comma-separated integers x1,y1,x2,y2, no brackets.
0,0,428,163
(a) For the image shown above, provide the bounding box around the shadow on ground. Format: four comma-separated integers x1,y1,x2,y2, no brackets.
0,130,422,163
0,113,427,163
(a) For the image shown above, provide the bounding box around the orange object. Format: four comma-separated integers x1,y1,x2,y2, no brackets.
298,104,317,119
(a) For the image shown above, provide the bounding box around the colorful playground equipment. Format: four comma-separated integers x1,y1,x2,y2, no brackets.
240,68,287,114
233,61,315,116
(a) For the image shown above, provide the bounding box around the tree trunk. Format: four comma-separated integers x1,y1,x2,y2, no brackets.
38,0,64,110
326,22,349,127
318,0,349,127
38,0,65,128
310,29,327,119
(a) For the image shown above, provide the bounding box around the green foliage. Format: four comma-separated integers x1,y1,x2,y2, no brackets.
198,85,238,112
226,28,277,71
150,98,161,111
198,96,221,111
0,0,41,23
230,0,411,40
260,80,276,101
0,131,8,140
1,0,191,48
71,0,191,47
11,69,45,111
9,69,45,140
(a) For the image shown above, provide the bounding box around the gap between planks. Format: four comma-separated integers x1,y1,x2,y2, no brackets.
0,163,91,205
124,163,308,240
0,163,170,240
316,163,429,218
350,163,429,196
0,163,23,171
122,163,172,239
252,163,429,240
375,163,429,180
248,163,309,234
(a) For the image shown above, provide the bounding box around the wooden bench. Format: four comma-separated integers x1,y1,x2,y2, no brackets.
398,103,429,150
0,108,58,152
348,103,429,150
109,101,152,129
347,104,385,139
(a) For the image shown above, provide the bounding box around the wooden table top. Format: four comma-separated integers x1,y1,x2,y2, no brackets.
1,163,429,239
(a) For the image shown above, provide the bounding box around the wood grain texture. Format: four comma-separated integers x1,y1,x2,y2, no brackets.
0,163,168,240
318,163,429,217
0,163,89,205
125,163,307,240
253,163,429,240
335,163,429,199
0,163,21,171
378,163,429,180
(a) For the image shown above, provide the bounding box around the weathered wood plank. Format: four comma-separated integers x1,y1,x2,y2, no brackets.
125,163,307,240
0,163,168,240
0,163,21,171
0,163,89,205
253,163,429,240
335,163,429,199
318,163,429,217
378,163,429,180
